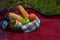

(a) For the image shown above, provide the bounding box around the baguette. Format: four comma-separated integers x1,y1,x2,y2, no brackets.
8,12,23,23
18,5,29,18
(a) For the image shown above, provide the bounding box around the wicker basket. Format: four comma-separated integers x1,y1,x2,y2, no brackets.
2,2,40,33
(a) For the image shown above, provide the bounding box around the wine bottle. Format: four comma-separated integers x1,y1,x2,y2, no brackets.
3,17,16,27
3,17,23,32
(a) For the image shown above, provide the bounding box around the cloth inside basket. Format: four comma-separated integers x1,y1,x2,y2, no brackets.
17,17,40,32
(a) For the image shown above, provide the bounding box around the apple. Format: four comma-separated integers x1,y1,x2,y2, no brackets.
29,13,36,21
22,18,30,25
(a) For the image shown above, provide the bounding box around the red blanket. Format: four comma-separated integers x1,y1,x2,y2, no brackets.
0,8,60,40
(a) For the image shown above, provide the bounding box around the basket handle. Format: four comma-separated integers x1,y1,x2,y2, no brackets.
5,2,34,17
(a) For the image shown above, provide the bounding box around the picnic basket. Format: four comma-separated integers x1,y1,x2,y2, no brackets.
1,2,40,33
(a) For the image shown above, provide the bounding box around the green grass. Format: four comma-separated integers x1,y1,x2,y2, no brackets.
0,0,21,8
0,0,60,16
22,0,60,16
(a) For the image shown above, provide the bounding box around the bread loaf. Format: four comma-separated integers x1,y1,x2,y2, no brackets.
18,5,29,18
8,12,23,23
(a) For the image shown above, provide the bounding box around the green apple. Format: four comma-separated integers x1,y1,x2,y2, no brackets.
22,18,30,25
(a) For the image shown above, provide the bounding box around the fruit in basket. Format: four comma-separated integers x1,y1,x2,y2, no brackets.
22,18,30,25
8,12,23,23
29,13,36,21
18,5,29,18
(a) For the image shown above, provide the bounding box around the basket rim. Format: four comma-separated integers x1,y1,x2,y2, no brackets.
2,17,40,27
2,17,40,32
22,17,40,26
